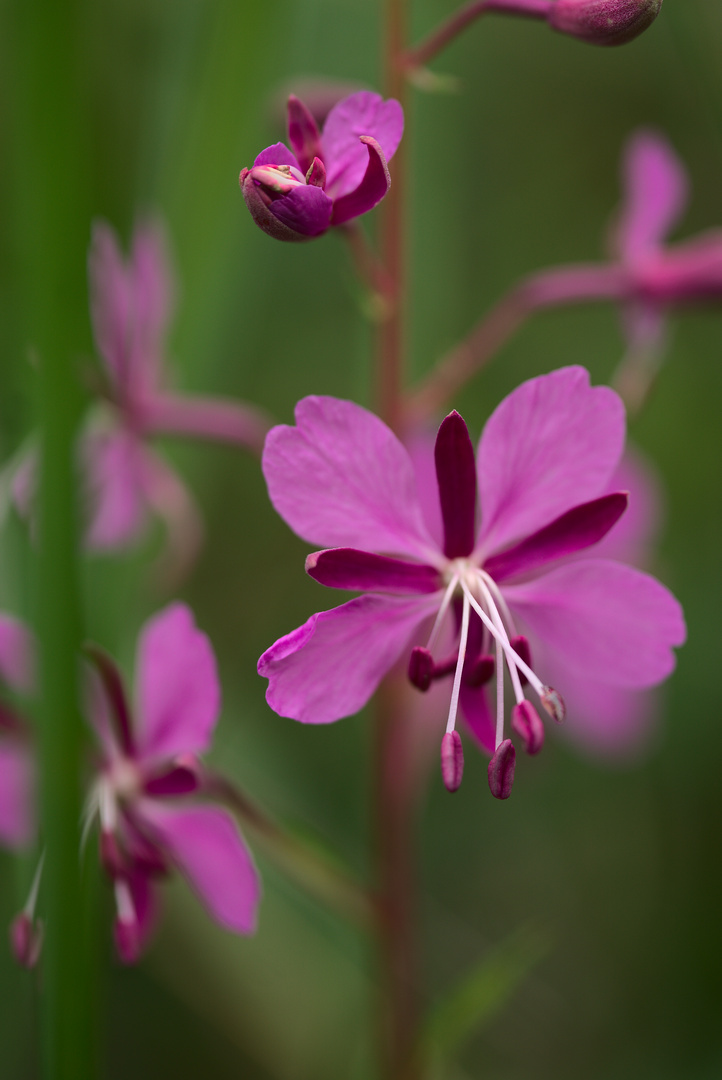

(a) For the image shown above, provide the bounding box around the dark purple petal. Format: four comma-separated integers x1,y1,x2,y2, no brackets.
305,548,440,594
408,646,434,691
434,411,477,559
287,96,323,175
240,169,315,243
488,739,516,799
268,185,334,238
331,137,391,226
84,643,134,756
440,731,464,792
484,492,628,582
253,142,301,170
114,871,158,964
143,762,200,797
509,634,531,688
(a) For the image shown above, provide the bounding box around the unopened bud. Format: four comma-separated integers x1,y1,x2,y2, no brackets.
440,731,464,792
408,646,434,691
540,685,566,724
547,0,662,47
305,157,326,189
10,911,43,968
488,739,516,800
511,700,545,755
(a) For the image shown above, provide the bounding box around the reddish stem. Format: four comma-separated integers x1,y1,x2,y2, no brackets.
404,0,552,71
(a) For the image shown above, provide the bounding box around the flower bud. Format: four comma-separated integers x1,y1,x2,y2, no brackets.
547,0,662,46
440,731,464,792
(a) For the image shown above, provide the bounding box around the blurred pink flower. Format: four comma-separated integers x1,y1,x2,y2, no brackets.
87,603,260,962
240,90,403,241
0,614,35,850
258,368,685,797
527,130,722,360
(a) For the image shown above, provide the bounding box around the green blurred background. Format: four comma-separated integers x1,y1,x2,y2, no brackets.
1,0,721,1076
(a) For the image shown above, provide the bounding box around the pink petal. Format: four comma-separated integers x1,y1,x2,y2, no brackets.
406,429,444,547
0,614,34,695
137,449,204,588
476,367,626,556
135,800,260,934
83,426,149,549
253,142,301,170
135,603,220,762
322,91,403,199
262,396,438,562
503,558,686,689
615,130,688,264
88,221,132,390
128,220,174,398
0,740,35,848
258,592,440,724
594,447,662,566
330,136,391,226
287,95,323,175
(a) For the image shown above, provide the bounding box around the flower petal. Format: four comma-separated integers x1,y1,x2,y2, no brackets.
0,614,34,695
263,396,438,561
434,411,477,559
135,800,260,934
615,130,688,263
322,91,403,199
331,136,391,226
83,426,149,549
135,603,220,762
287,96,323,175
88,221,132,390
258,592,440,724
306,548,440,593
476,367,626,555
253,142,301,170
0,740,34,848
268,184,333,237
484,492,628,583
128,220,174,397
594,448,661,566
503,558,686,689
459,685,495,755
240,169,314,243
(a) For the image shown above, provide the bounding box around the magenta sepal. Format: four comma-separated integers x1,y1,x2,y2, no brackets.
306,548,440,594
483,492,629,582
441,731,464,792
547,0,662,46
488,739,516,799
100,829,127,877
143,761,201,797
434,411,477,559
10,911,43,968
464,654,495,687
509,635,531,688
511,700,545,755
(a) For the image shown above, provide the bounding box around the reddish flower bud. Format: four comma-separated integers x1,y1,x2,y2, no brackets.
440,731,464,792
511,700,545,755
547,0,662,47
10,911,43,968
488,739,516,800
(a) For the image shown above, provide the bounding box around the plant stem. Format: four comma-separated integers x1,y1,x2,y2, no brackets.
403,0,551,72
373,1,422,1077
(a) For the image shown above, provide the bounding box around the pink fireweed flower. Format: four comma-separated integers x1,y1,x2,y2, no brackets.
240,90,403,242
523,131,722,403
258,368,685,798
13,220,270,580
85,603,260,962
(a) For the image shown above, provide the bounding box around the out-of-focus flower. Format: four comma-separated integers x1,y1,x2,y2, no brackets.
12,221,270,581
258,368,685,798
547,0,662,46
0,614,35,850
85,603,260,962
240,91,403,242
522,130,722,407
